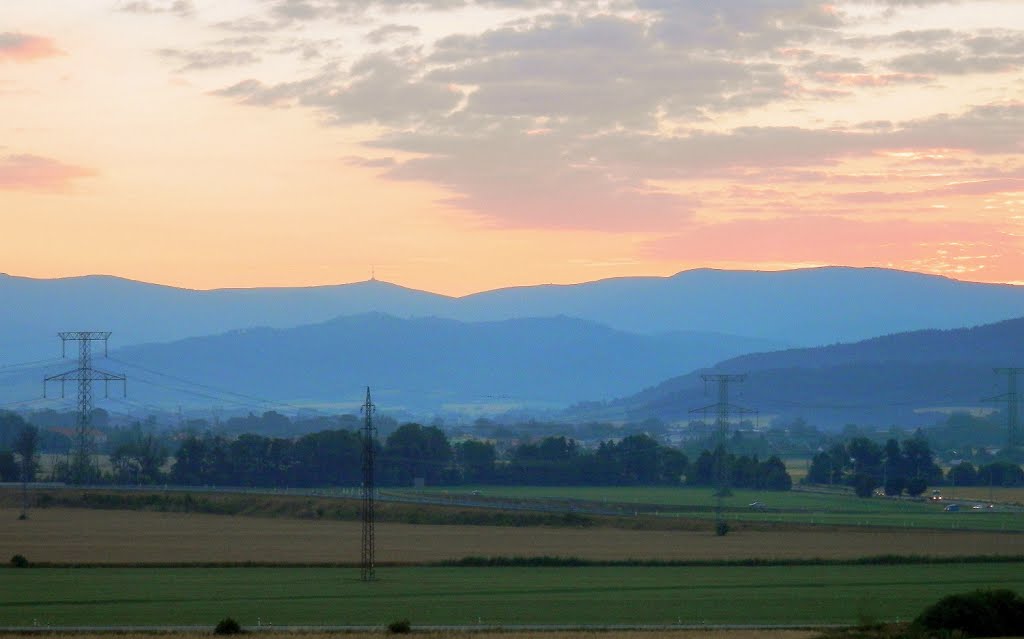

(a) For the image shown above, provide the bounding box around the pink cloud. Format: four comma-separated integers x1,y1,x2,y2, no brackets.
644,216,1013,268
0,154,96,192
815,72,932,87
0,33,63,62
834,177,1024,203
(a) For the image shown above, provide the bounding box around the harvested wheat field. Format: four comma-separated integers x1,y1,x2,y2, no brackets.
2,508,1021,564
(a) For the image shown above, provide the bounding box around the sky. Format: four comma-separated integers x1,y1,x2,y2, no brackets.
1,0,1022,295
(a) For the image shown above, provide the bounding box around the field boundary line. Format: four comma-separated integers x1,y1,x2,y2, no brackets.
0,623,849,633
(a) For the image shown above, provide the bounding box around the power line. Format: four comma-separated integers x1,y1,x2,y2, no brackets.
107,356,306,412
0,357,64,372
0,396,71,409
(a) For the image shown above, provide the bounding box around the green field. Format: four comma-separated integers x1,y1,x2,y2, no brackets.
2,564,1022,627
398,486,1024,532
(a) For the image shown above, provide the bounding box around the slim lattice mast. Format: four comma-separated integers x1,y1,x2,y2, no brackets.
984,368,1023,450
43,332,126,484
690,373,754,533
360,386,377,582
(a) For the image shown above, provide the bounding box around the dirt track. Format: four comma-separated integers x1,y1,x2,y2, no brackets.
2,508,1021,564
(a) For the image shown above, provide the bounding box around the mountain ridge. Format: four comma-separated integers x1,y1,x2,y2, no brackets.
575,316,1024,429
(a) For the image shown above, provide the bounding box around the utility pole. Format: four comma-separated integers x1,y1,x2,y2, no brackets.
690,374,755,534
43,332,126,484
360,386,377,582
983,368,1022,450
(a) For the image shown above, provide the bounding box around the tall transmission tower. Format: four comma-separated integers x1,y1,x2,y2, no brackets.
43,332,126,484
983,368,1023,450
360,386,377,582
690,373,755,533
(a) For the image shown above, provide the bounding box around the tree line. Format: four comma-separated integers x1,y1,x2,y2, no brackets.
2,409,794,489
806,432,1024,496
169,426,791,488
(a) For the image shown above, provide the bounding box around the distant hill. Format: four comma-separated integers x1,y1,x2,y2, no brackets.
455,267,1024,345
3,268,1024,366
0,274,452,362
574,317,1024,429
0,313,781,414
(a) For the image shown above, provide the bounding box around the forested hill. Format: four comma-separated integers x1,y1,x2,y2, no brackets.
571,317,1024,430
95,313,776,412
722,317,1024,370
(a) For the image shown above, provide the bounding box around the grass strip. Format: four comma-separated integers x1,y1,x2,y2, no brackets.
6,554,1024,569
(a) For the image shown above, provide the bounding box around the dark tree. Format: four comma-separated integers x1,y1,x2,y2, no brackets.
806,444,846,485
383,423,453,486
758,456,792,490
947,461,978,486
847,437,883,480
906,477,928,497
454,440,496,483
902,431,943,484
110,427,166,485
853,472,877,498
13,424,39,483
0,452,16,482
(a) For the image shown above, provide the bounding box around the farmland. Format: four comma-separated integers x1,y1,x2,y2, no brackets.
3,507,1023,564
396,485,1024,532
2,563,1022,627
3,485,1023,630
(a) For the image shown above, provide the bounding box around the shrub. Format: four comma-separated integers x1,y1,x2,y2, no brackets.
387,619,411,634
715,521,729,536
915,589,1024,637
214,617,243,635
9,554,29,568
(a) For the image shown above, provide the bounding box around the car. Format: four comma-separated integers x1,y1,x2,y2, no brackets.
944,503,960,512
972,504,983,510
748,501,766,510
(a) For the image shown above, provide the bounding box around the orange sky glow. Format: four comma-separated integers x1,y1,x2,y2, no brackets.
1,1,1022,295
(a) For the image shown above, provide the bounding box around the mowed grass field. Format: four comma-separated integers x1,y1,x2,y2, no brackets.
2,563,1023,627
3,508,1023,564
403,486,1024,532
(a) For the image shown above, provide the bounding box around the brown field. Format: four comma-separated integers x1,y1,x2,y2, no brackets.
2,507,1021,564
936,486,1024,506
0,633,821,639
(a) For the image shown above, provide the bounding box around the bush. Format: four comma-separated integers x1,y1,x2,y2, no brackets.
715,521,729,536
214,617,243,635
387,619,411,634
9,554,29,568
915,589,1024,637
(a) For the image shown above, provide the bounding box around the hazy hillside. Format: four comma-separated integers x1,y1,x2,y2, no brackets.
457,267,1024,345
0,313,780,414
3,267,1024,365
574,317,1024,429
0,274,452,361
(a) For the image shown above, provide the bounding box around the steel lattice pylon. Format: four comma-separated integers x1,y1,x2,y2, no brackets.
43,332,126,485
984,368,1023,450
689,373,755,532
360,386,377,582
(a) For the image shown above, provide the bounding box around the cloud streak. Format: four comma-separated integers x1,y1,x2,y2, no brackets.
0,155,96,192
0,33,63,63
